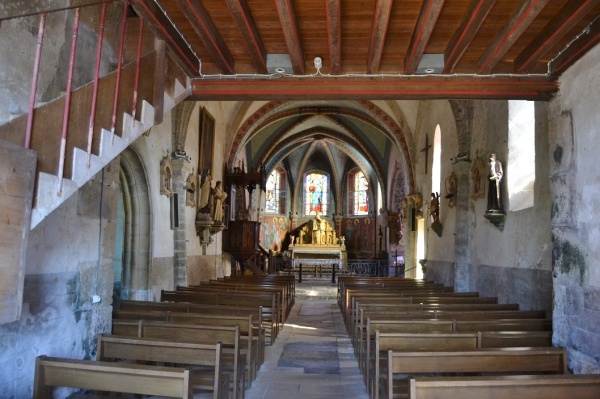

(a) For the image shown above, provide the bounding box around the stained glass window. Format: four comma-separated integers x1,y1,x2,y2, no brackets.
265,169,284,214
350,170,369,215
304,173,328,215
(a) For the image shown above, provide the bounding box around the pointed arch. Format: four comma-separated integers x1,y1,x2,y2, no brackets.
118,148,152,300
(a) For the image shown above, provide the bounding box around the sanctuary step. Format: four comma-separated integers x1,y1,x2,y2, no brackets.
295,278,338,301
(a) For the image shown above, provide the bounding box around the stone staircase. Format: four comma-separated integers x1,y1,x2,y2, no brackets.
30,78,190,229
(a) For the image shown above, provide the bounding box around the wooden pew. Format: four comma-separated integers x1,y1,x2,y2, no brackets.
350,302,522,341
343,287,458,321
383,347,568,399
112,320,246,399
33,355,193,399
116,299,276,346
338,279,453,311
360,319,455,375
97,335,229,399
408,374,600,399
370,332,481,399
114,310,263,364
161,289,281,341
180,284,288,326
112,310,263,382
348,298,488,339
367,330,552,393
354,309,547,341
358,318,552,370
479,331,552,348
201,277,294,317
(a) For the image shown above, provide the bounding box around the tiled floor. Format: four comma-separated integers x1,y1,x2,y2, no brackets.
244,294,369,399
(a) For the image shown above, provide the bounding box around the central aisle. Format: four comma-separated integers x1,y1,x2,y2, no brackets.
244,297,369,399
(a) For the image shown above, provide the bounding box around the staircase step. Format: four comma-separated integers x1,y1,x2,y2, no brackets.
31,172,79,228
30,76,188,229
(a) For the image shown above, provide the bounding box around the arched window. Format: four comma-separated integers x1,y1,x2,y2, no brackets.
508,100,535,211
265,168,285,214
431,125,442,196
304,172,329,215
348,169,369,215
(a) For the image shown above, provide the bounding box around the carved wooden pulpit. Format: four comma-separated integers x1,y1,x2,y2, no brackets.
223,221,264,275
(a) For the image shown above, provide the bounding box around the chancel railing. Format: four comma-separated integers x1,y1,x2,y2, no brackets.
275,258,404,280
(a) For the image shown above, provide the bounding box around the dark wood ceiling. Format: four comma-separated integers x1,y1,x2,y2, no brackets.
132,0,600,100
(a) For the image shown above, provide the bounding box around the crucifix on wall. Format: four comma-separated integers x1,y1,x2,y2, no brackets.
420,134,432,174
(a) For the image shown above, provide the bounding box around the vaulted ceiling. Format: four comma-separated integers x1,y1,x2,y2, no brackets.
132,0,600,100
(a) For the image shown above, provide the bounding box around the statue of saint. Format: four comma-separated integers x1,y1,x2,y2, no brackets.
487,153,504,212
198,171,212,215
212,181,228,223
430,192,440,224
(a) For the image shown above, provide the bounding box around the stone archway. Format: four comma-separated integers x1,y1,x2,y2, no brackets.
117,148,152,300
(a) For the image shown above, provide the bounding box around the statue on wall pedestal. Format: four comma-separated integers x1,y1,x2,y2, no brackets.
198,170,213,217
484,153,506,230
212,181,228,224
160,153,173,197
430,192,443,237
487,153,504,213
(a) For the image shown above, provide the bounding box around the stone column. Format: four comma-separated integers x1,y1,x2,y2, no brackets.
452,161,471,291
170,102,195,286
171,158,191,287
449,100,474,292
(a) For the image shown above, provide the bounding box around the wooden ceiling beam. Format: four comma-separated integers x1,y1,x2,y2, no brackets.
550,17,600,75
274,0,305,75
131,0,198,76
225,0,267,74
325,0,342,74
175,0,234,74
190,76,558,100
444,0,497,73
477,0,550,74
515,0,600,73
404,0,446,74
367,0,393,74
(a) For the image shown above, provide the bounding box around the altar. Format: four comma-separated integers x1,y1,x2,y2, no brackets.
289,215,347,270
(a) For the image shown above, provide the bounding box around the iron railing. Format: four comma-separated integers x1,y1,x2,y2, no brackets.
274,258,406,279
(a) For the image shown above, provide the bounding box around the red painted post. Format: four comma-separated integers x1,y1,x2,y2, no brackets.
131,17,144,119
57,7,80,193
111,0,129,136
86,2,107,167
24,13,46,149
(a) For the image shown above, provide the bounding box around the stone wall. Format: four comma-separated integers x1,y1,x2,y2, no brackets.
424,96,553,311
0,162,118,398
548,43,600,373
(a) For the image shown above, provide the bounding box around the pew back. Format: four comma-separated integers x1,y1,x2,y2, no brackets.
408,375,600,399
33,355,192,399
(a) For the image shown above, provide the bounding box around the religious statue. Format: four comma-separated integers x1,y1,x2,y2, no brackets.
487,153,504,213
159,154,173,197
445,172,457,208
430,192,443,237
312,213,325,243
430,192,440,224
198,170,212,215
212,181,228,223
290,235,295,246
